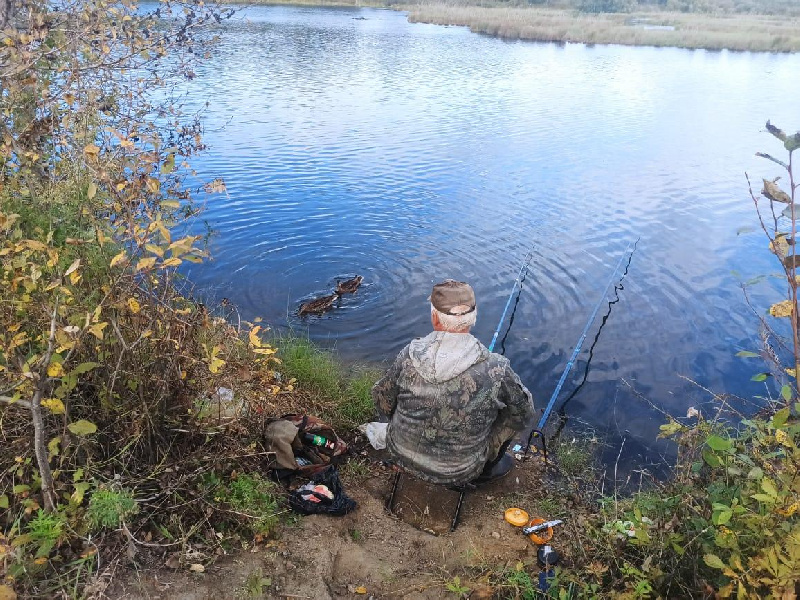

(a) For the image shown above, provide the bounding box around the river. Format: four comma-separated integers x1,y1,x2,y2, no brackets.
175,4,800,474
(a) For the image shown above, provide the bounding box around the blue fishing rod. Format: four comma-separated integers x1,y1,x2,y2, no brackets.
488,252,533,353
536,238,639,431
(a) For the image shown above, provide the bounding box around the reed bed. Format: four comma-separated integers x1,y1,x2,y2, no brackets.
402,5,800,51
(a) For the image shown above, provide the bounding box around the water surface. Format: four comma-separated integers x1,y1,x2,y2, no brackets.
175,5,800,474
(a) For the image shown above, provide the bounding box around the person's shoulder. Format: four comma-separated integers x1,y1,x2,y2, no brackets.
484,349,510,368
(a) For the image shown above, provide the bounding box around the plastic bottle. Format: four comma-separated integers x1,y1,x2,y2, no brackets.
302,432,335,450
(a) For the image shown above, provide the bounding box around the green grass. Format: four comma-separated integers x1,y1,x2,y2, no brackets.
277,336,342,397
340,457,371,479
338,368,380,427
554,437,594,476
276,335,380,428
206,473,282,536
535,495,565,519
26,510,68,558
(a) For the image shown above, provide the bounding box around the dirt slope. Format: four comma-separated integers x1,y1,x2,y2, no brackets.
112,454,564,599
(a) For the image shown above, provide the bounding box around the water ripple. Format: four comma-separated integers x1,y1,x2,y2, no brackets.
169,3,800,463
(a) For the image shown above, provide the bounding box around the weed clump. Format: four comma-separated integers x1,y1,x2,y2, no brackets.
86,488,138,530
553,437,593,476
205,473,282,537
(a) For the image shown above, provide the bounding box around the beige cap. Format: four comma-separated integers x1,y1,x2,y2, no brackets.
430,280,476,316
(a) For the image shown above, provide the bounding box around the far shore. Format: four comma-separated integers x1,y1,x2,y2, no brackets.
239,0,800,53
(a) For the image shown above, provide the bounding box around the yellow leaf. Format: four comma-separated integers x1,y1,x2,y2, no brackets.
355,586,367,595
83,143,100,156
136,257,157,271
252,348,276,355
249,326,263,348
22,239,48,252
769,300,794,318
47,362,64,377
763,179,791,204
110,251,127,268
160,257,182,268
786,368,797,378
88,322,107,340
64,258,81,277
156,222,171,244
47,437,61,461
127,298,141,314
203,178,226,193
208,357,226,374
145,243,164,257
87,183,97,199
69,270,81,285
167,236,198,256
769,234,791,257
41,398,65,414
34,557,48,565
68,420,97,436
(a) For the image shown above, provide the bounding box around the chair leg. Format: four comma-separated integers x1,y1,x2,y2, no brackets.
387,470,402,513
450,488,467,532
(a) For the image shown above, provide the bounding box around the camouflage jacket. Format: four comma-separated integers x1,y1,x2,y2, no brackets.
372,331,534,486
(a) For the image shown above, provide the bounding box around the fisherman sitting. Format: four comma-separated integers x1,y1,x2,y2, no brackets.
372,280,535,487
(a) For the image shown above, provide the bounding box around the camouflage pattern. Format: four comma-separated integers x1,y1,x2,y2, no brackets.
372,331,534,486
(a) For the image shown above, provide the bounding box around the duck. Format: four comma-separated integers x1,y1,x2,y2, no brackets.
336,275,363,295
298,293,340,316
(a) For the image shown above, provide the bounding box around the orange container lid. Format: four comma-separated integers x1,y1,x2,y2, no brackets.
504,508,530,527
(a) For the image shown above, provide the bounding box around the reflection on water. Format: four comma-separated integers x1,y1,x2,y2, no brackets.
171,4,800,472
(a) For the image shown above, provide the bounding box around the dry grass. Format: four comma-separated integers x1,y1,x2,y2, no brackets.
243,0,800,52
403,5,800,51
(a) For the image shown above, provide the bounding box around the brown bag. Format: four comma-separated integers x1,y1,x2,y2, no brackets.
265,414,347,476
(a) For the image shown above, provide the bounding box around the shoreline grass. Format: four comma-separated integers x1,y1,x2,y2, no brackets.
240,0,800,52
275,335,382,429
404,4,800,52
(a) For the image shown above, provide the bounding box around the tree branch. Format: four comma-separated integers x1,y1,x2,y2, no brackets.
0,395,31,409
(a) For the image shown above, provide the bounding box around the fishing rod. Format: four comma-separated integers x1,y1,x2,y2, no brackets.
556,241,638,419
498,265,529,356
488,252,533,353
535,238,639,432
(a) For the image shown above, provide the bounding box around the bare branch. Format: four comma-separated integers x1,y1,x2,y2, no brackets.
0,395,31,409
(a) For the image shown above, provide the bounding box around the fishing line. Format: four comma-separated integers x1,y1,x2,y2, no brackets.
535,238,640,432
556,240,637,417
519,239,638,461
498,264,530,356
488,251,533,353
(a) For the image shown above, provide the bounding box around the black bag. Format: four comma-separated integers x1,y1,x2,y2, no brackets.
287,466,357,516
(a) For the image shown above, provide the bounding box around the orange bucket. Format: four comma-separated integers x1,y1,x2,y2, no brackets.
526,517,554,545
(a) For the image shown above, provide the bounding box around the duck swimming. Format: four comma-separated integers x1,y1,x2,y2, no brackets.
298,293,339,316
336,275,363,295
